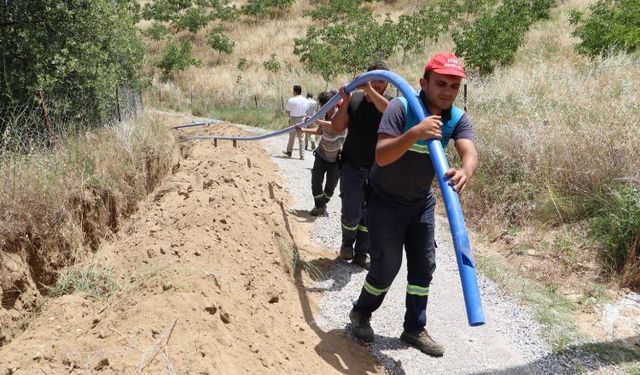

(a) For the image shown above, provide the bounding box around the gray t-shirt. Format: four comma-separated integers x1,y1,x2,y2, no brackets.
369,96,474,206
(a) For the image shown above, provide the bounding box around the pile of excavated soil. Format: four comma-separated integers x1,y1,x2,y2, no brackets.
0,117,383,374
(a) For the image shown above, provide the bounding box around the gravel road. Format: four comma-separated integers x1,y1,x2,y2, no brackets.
257,131,628,375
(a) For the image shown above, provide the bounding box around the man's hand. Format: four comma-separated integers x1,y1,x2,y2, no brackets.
444,168,471,194
357,81,372,92
338,86,351,103
411,115,442,140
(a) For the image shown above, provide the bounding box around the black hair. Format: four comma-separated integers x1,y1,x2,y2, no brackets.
317,90,336,106
293,85,302,95
423,71,431,80
367,60,389,72
306,92,313,98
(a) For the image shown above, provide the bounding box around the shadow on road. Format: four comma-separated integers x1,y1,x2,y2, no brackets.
273,192,395,374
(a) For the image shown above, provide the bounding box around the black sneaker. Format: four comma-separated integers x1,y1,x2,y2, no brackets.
339,245,354,261
310,206,326,216
400,329,444,357
352,253,370,270
282,150,292,157
349,309,374,343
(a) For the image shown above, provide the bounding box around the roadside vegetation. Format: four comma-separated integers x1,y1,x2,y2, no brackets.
1,0,639,369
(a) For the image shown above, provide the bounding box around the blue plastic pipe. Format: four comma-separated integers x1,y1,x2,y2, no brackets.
183,70,485,326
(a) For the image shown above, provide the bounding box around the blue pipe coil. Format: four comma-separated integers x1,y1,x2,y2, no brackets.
183,70,485,326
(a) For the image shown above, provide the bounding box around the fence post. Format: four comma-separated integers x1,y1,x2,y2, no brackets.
116,86,122,122
36,90,53,142
463,83,468,113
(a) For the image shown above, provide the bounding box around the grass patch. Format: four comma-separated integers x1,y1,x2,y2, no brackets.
208,106,287,130
46,265,118,300
591,184,640,287
274,236,325,282
478,255,580,351
477,253,640,367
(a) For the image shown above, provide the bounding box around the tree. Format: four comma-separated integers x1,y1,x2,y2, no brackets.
453,0,555,74
294,3,399,82
569,0,640,57
155,39,201,79
0,0,145,126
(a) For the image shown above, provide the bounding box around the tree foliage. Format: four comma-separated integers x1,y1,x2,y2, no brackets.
142,0,237,33
294,1,402,82
155,39,201,79
453,0,554,74
0,0,145,125
241,0,294,18
296,0,557,79
206,28,235,54
569,0,640,57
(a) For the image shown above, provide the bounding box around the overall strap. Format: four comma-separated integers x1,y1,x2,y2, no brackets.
399,95,464,154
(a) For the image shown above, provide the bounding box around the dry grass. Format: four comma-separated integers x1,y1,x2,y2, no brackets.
0,115,175,285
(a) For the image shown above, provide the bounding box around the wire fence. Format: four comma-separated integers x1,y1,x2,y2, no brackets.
0,87,144,153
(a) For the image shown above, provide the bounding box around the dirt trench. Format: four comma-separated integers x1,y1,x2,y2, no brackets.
0,117,382,374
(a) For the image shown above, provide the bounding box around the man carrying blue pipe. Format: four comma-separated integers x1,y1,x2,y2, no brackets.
349,52,479,356
332,61,391,269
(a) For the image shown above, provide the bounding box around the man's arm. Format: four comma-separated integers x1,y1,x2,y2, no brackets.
298,126,322,135
376,115,443,166
444,139,478,194
361,82,389,113
331,87,350,132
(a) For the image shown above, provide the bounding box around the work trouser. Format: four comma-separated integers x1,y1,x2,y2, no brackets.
340,162,370,255
352,193,437,332
311,153,340,208
286,116,305,158
304,125,317,150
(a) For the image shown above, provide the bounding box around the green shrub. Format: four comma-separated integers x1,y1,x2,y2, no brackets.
46,265,118,300
155,39,200,79
206,28,235,54
241,0,294,18
263,54,281,73
142,0,238,54
569,0,640,57
591,184,640,273
0,0,144,127
144,22,171,41
453,0,555,74
294,10,398,81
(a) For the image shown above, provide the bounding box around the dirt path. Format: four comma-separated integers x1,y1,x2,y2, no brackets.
257,122,630,375
0,115,383,374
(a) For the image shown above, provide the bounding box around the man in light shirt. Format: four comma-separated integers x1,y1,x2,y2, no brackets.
283,85,308,160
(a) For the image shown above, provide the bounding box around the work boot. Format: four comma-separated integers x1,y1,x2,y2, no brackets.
349,309,374,343
352,253,369,270
339,244,354,261
400,329,444,357
310,206,326,216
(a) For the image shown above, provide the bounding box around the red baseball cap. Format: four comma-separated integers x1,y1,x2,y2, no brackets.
424,52,466,78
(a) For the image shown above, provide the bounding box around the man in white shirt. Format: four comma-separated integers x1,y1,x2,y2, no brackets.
283,85,308,160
